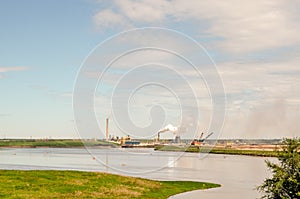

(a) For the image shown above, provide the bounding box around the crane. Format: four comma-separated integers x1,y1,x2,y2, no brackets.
191,132,213,146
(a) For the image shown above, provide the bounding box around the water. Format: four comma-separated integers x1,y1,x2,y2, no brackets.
0,148,275,198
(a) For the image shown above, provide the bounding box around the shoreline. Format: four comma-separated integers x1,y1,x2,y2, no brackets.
154,145,278,157
0,139,279,157
1,145,278,157
0,139,119,148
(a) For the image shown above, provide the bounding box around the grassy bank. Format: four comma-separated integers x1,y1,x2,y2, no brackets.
0,170,220,199
0,139,118,148
154,145,278,157
207,148,277,157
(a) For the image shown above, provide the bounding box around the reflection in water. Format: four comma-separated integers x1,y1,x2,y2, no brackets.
0,148,275,199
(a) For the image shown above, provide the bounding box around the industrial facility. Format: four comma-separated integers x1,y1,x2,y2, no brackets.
104,119,212,148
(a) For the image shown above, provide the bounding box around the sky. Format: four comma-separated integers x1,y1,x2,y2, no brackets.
0,0,299,139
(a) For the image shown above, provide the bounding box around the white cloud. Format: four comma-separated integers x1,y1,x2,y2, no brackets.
93,9,131,30
217,57,300,138
89,1,300,138
0,66,29,79
93,0,300,53
0,66,29,73
219,58,300,99
206,1,300,53
117,0,169,23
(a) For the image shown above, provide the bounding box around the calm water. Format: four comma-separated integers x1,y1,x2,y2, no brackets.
0,148,275,199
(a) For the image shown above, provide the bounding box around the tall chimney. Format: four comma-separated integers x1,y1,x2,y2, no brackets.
105,118,109,141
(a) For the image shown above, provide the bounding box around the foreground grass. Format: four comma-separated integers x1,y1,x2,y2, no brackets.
0,170,220,199
154,145,278,157
0,139,118,148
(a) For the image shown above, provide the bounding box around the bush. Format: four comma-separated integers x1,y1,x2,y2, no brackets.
257,138,300,199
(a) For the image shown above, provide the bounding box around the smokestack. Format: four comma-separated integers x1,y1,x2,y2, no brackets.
106,118,109,141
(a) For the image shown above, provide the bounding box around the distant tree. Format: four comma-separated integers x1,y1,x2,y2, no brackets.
257,138,300,199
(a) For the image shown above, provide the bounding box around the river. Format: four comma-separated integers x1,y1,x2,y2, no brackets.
0,148,275,198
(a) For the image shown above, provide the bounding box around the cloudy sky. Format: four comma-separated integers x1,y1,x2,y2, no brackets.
1,0,299,139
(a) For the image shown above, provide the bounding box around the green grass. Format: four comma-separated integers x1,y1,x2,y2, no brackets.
0,170,220,199
208,148,277,157
154,145,278,157
0,139,118,148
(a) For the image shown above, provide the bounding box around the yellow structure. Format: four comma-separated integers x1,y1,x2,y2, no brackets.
120,135,131,145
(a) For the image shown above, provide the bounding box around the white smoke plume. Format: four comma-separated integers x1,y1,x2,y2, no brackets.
158,124,178,133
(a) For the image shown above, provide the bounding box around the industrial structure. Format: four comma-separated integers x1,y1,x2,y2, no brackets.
191,132,213,146
155,124,179,143
103,119,213,148
105,118,109,141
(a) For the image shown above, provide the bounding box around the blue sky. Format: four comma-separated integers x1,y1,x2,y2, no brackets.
1,0,299,139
